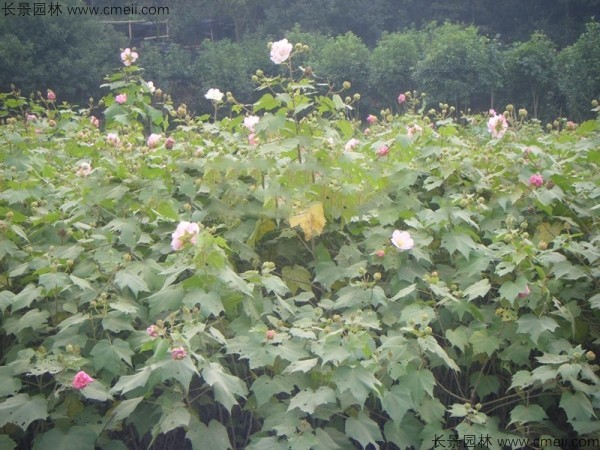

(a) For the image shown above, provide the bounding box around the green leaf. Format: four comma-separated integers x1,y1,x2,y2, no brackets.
187,418,232,450
445,327,469,353
159,402,190,434
3,309,50,336
202,362,248,412
0,394,47,431
81,382,113,402
32,425,97,450
111,366,152,395
381,385,414,424
345,412,383,449
114,269,150,297
560,391,596,422
251,375,294,407
469,330,500,356
283,358,319,374
288,386,336,414
107,396,144,428
509,404,548,425
418,336,460,371
441,231,478,259
10,284,43,311
332,365,382,405
90,339,133,374
463,278,491,301
516,314,559,345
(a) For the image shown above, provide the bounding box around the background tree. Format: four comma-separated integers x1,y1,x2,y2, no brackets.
0,0,126,104
504,33,559,119
557,21,600,119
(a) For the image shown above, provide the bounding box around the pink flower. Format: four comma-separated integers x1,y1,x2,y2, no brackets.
518,284,530,298
391,230,414,251
120,48,138,66
374,249,385,258
47,90,56,101
165,136,175,150
146,325,159,338
248,133,259,146
367,114,377,125
171,221,200,251
266,330,276,340
398,93,406,104
72,370,94,389
488,114,508,139
529,173,544,187
243,115,260,132
377,145,389,157
106,133,120,146
489,109,497,116
566,121,577,130
90,116,100,128
344,138,359,152
270,38,293,64
407,124,423,137
26,114,37,122
76,162,92,177
171,347,187,360
147,133,161,148
115,93,127,104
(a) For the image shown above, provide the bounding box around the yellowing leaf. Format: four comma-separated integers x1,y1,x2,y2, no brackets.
289,202,326,241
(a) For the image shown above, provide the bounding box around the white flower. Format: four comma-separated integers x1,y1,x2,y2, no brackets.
270,39,293,64
243,115,260,132
205,88,224,102
120,48,138,66
391,230,414,251
344,138,359,152
146,81,156,93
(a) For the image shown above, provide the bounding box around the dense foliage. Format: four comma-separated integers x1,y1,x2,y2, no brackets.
1,42,600,450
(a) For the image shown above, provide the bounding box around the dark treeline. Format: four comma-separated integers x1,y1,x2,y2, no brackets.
1,0,599,121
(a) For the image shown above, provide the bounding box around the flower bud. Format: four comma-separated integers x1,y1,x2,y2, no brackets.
343,81,351,90
586,351,595,361
353,93,361,101
373,272,382,281
506,104,514,112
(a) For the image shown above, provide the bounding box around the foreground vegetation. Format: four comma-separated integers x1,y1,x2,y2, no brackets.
0,42,599,449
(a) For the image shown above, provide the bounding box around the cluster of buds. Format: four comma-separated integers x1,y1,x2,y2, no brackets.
261,261,276,275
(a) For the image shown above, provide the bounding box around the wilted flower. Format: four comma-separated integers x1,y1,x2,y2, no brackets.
72,370,94,389
115,93,127,104
106,133,120,146
146,325,159,338
529,173,544,187
367,114,377,125
171,221,200,251
391,230,414,251
248,133,259,146
344,138,359,152
76,162,92,177
165,136,175,149
363,128,371,136
518,284,530,298
243,115,260,132
205,88,224,102
398,93,406,104
26,114,37,122
47,89,56,101
89,116,99,128
120,48,138,66
270,38,293,64
374,249,385,258
566,121,577,130
488,114,508,139
377,145,389,157
407,124,423,137
266,330,276,340
147,133,161,148
171,347,187,360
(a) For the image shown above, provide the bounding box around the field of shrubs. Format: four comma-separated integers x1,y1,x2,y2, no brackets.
0,41,599,449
